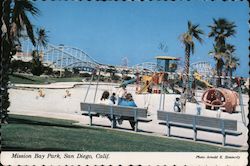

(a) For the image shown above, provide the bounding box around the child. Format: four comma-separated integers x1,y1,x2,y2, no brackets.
110,92,117,105
174,97,181,112
117,85,127,104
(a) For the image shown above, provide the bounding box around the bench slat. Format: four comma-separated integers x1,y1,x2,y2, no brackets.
157,111,238,131
158,111,194,125
81,102,148,118
80,102,151,131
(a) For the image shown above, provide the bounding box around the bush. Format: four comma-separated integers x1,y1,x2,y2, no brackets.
112,75,121,81
10,60,32,74
80,73,91,77
43,66,53,75
64,69,73,77
31,51,44,76
73,67,80,75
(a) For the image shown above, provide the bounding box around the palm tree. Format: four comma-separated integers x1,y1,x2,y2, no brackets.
30,28,49,76
1,0,39,123
223,44,236,76
36,28,49,52
228,56,239,77
208,44,225,84
181,21,204,91
222,44,239,88
208,18,236,86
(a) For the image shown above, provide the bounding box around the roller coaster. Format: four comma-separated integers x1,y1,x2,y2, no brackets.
17,40,161,73
18,40,213,76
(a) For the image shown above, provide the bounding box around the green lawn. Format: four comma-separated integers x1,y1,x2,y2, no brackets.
9,73,83,84
1,114,243,152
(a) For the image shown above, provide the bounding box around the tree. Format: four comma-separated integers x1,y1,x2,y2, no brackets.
229,56,239,76
208,18,236,86
36,28,49,51
180,21,204,94
223,44,236,76
208,44,225,85
30,28,49,76
35,27,49,60
31,51,44,76
73,67,80,75
1,0,39,123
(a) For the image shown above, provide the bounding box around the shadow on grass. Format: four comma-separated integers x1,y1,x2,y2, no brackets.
12,73,36,82
168,134,243,149
3,146,67,151
8,117,95,130
90,123,153,134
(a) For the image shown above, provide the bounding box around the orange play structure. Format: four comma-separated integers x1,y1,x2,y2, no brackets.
136,72,166,94
201,88,239,113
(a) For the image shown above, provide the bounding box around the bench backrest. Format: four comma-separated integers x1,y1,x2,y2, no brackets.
157,111,237,131
81,102,148,118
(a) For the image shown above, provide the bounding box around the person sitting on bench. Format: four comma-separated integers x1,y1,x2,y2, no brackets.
118,93,137,130
110,92,117,105
99,91,117,126
100,91,113,105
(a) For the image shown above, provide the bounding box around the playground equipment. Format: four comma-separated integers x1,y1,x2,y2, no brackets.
201,88,239,113
120,78,137,87
136,56,180,94
193,72,213,88
156,56,180,72
137,72,166,94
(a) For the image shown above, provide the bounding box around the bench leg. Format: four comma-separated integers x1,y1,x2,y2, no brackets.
89,116,92,126
167,125,171,137
134,122,138,132
111,119,116,129
111,120,114,128
193,130,197,141
222,134,226,146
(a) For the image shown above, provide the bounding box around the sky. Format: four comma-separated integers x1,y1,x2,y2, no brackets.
30,1,249,77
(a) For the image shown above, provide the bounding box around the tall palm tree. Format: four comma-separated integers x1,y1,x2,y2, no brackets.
208,18,236,86
181,21,204,91
1,0,39,123
33,28,49,71
208,44,225,83
36,28,49,52
222,44,239,88
228,56,239,77
223,44,236,76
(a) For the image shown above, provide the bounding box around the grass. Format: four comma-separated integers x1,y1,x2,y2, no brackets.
9,73,83,84
1,114,243,152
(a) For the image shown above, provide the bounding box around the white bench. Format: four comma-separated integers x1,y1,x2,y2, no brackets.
157,111,242,146
80,102,152,132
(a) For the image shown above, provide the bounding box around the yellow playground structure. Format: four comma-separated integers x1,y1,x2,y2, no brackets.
136,56,180,94
193,72,213,88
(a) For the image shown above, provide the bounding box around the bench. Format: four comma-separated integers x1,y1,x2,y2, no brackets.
157,111,242,146
80,102,152,132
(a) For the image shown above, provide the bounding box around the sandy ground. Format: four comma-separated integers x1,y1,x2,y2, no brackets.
9,82,249,150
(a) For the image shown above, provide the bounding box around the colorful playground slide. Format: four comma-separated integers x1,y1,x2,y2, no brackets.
119,78,137,87
193,72,213,88
137,79,153,94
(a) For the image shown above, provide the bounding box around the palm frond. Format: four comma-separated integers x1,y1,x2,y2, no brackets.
21,13,36,45
15,0,40,16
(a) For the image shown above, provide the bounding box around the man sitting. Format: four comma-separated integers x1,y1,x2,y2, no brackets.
118,93,137,130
